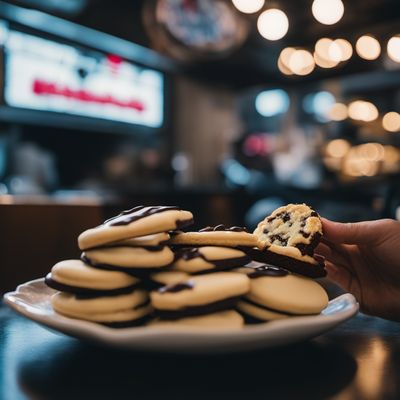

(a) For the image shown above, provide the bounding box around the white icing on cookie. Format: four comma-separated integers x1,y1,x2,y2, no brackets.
50,259,138,289
149,310,244,329
150,272,250,311
84,246,174,268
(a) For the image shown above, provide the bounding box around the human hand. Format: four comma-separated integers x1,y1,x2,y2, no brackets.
315,218,400,321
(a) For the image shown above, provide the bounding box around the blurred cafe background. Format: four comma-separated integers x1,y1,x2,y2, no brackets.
1,0,400,291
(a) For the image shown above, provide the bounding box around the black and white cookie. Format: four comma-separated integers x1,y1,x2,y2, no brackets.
82,246,174,275
78,206,193,250
169,225,258,248
253,204,326,278
45,259,140,296
51,289,152,327
173,246,251,274
149,310,244,329
236,265,329,322
150,272,250,320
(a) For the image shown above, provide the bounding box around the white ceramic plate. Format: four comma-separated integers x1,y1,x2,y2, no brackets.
3,278,358,354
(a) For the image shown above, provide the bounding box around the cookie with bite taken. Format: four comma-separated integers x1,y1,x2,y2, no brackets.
252,204,326,278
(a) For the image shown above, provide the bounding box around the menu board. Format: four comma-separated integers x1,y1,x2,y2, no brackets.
1,25,164,128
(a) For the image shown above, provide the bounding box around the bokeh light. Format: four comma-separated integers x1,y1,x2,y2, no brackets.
329,103,348,121
334,39,353,61
314,38,340,67
348,100,379,122
257,9,289,41
289,49,315,75
232,0,264,14
382,112,400,132
255,89,290,117
303,91,335,121
387,36,400,63
326,139,350,158
356,35,381,60
312,0,344,25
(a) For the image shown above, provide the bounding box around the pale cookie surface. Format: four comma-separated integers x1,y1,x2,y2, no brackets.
151,272,250,311
110,232,170,247
52,290,151,322
254,203,322,264
245,270,328,315
78,206,193,250
169,225,257,248
83,246,174,268
237,300,289,321
49,259,138,290
173,246,250,273
150,270,190,286
149,310,244,329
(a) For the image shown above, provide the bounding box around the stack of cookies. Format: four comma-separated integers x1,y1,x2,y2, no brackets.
45,203,330,329
45,206,194,327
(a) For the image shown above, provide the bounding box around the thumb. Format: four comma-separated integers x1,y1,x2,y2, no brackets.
321,218,385,245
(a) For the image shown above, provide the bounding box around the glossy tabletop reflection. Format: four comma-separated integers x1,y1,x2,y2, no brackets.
1,305,400,400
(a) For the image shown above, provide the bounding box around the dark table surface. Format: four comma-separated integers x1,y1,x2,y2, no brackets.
1,304,400,400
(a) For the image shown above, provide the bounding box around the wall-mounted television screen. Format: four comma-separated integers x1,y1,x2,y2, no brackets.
0,21,164,128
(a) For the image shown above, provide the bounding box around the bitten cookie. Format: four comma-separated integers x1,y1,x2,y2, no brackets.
252,204,326,278
45,259,139,295
236,265,329,322
78,206,193,250
82,246,174,273
150,272,250,320
149,310,244,329
173,246,251,274
169,225,258,248
51,289,152,327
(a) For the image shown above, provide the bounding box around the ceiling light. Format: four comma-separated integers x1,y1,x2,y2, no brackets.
232,0,264,14
312,0,344,25
257,9,289,41
382,112,400,132
387,36,400,63
356,35,381,60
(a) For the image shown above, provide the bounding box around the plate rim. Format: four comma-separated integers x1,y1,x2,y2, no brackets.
3,278,359,341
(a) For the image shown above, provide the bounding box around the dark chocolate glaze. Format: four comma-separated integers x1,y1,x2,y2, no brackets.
295,232,322,256
155,295,240,320
104,206,181,226
239,297,296,316
173,247,251,273
45,274,140,297
199,225,248,233
240,247,326,278
247,265,289,279
101,314,153,328
158,281,195,294
81,255,172,278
